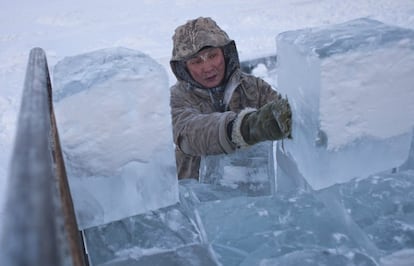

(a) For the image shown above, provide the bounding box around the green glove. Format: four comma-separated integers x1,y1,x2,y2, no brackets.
240,98,292,145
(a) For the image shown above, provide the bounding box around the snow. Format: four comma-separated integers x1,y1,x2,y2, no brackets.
1,0,414,265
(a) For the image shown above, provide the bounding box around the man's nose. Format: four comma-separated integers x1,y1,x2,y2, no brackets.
201,60,215,72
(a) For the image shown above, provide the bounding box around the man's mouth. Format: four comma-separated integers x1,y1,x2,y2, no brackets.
205,74,217,82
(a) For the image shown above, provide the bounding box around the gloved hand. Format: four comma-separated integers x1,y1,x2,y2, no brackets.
272,97,292,139
240,98,292,145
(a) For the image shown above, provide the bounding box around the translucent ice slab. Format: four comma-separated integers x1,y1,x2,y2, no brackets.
276,18,414,189
53,47,178,229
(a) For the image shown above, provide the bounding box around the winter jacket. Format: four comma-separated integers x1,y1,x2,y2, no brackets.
169,17,281,179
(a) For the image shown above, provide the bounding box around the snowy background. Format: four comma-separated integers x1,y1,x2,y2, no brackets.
1,0,414,265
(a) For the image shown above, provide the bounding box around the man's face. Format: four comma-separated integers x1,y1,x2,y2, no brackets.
186,47,226,88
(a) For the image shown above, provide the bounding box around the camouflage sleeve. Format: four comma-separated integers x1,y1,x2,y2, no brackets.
256,77,282,107
170,85,237,157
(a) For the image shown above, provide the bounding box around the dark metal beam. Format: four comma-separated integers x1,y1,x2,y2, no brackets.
1,48,86,266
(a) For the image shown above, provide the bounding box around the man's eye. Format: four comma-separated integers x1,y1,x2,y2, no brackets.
208,52,217,59
189,58,202,65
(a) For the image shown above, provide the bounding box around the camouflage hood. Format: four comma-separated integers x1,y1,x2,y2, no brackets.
170,17,240,88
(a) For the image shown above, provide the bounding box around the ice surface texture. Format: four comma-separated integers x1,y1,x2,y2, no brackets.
200,141,277,197
84,170,414,265
276,18,414,189
53,47,178,229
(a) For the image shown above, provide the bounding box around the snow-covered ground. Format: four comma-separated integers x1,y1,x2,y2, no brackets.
1,1,414,264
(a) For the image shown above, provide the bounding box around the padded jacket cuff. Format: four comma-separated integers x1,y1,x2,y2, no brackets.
231,107,256,148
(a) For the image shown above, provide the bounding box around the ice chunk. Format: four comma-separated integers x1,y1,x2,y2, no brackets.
99,244,219,266
196,192,376,265
53,47,178,229
200,141,276,197
82,169,414,265
276,18,414,189
83,203,205,265
193,169,414,265
336,170,414,254
256,249,377,266
380,249,414,266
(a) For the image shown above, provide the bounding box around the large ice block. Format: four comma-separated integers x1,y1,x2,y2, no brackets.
276,18,414,189
53,47,178,229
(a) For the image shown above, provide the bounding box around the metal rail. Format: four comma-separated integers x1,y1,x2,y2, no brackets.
1,48,86,266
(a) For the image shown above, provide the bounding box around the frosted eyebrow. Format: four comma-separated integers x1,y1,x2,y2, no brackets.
187,48,220,64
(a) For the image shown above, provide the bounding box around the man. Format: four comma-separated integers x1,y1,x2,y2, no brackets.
170,17,291,180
